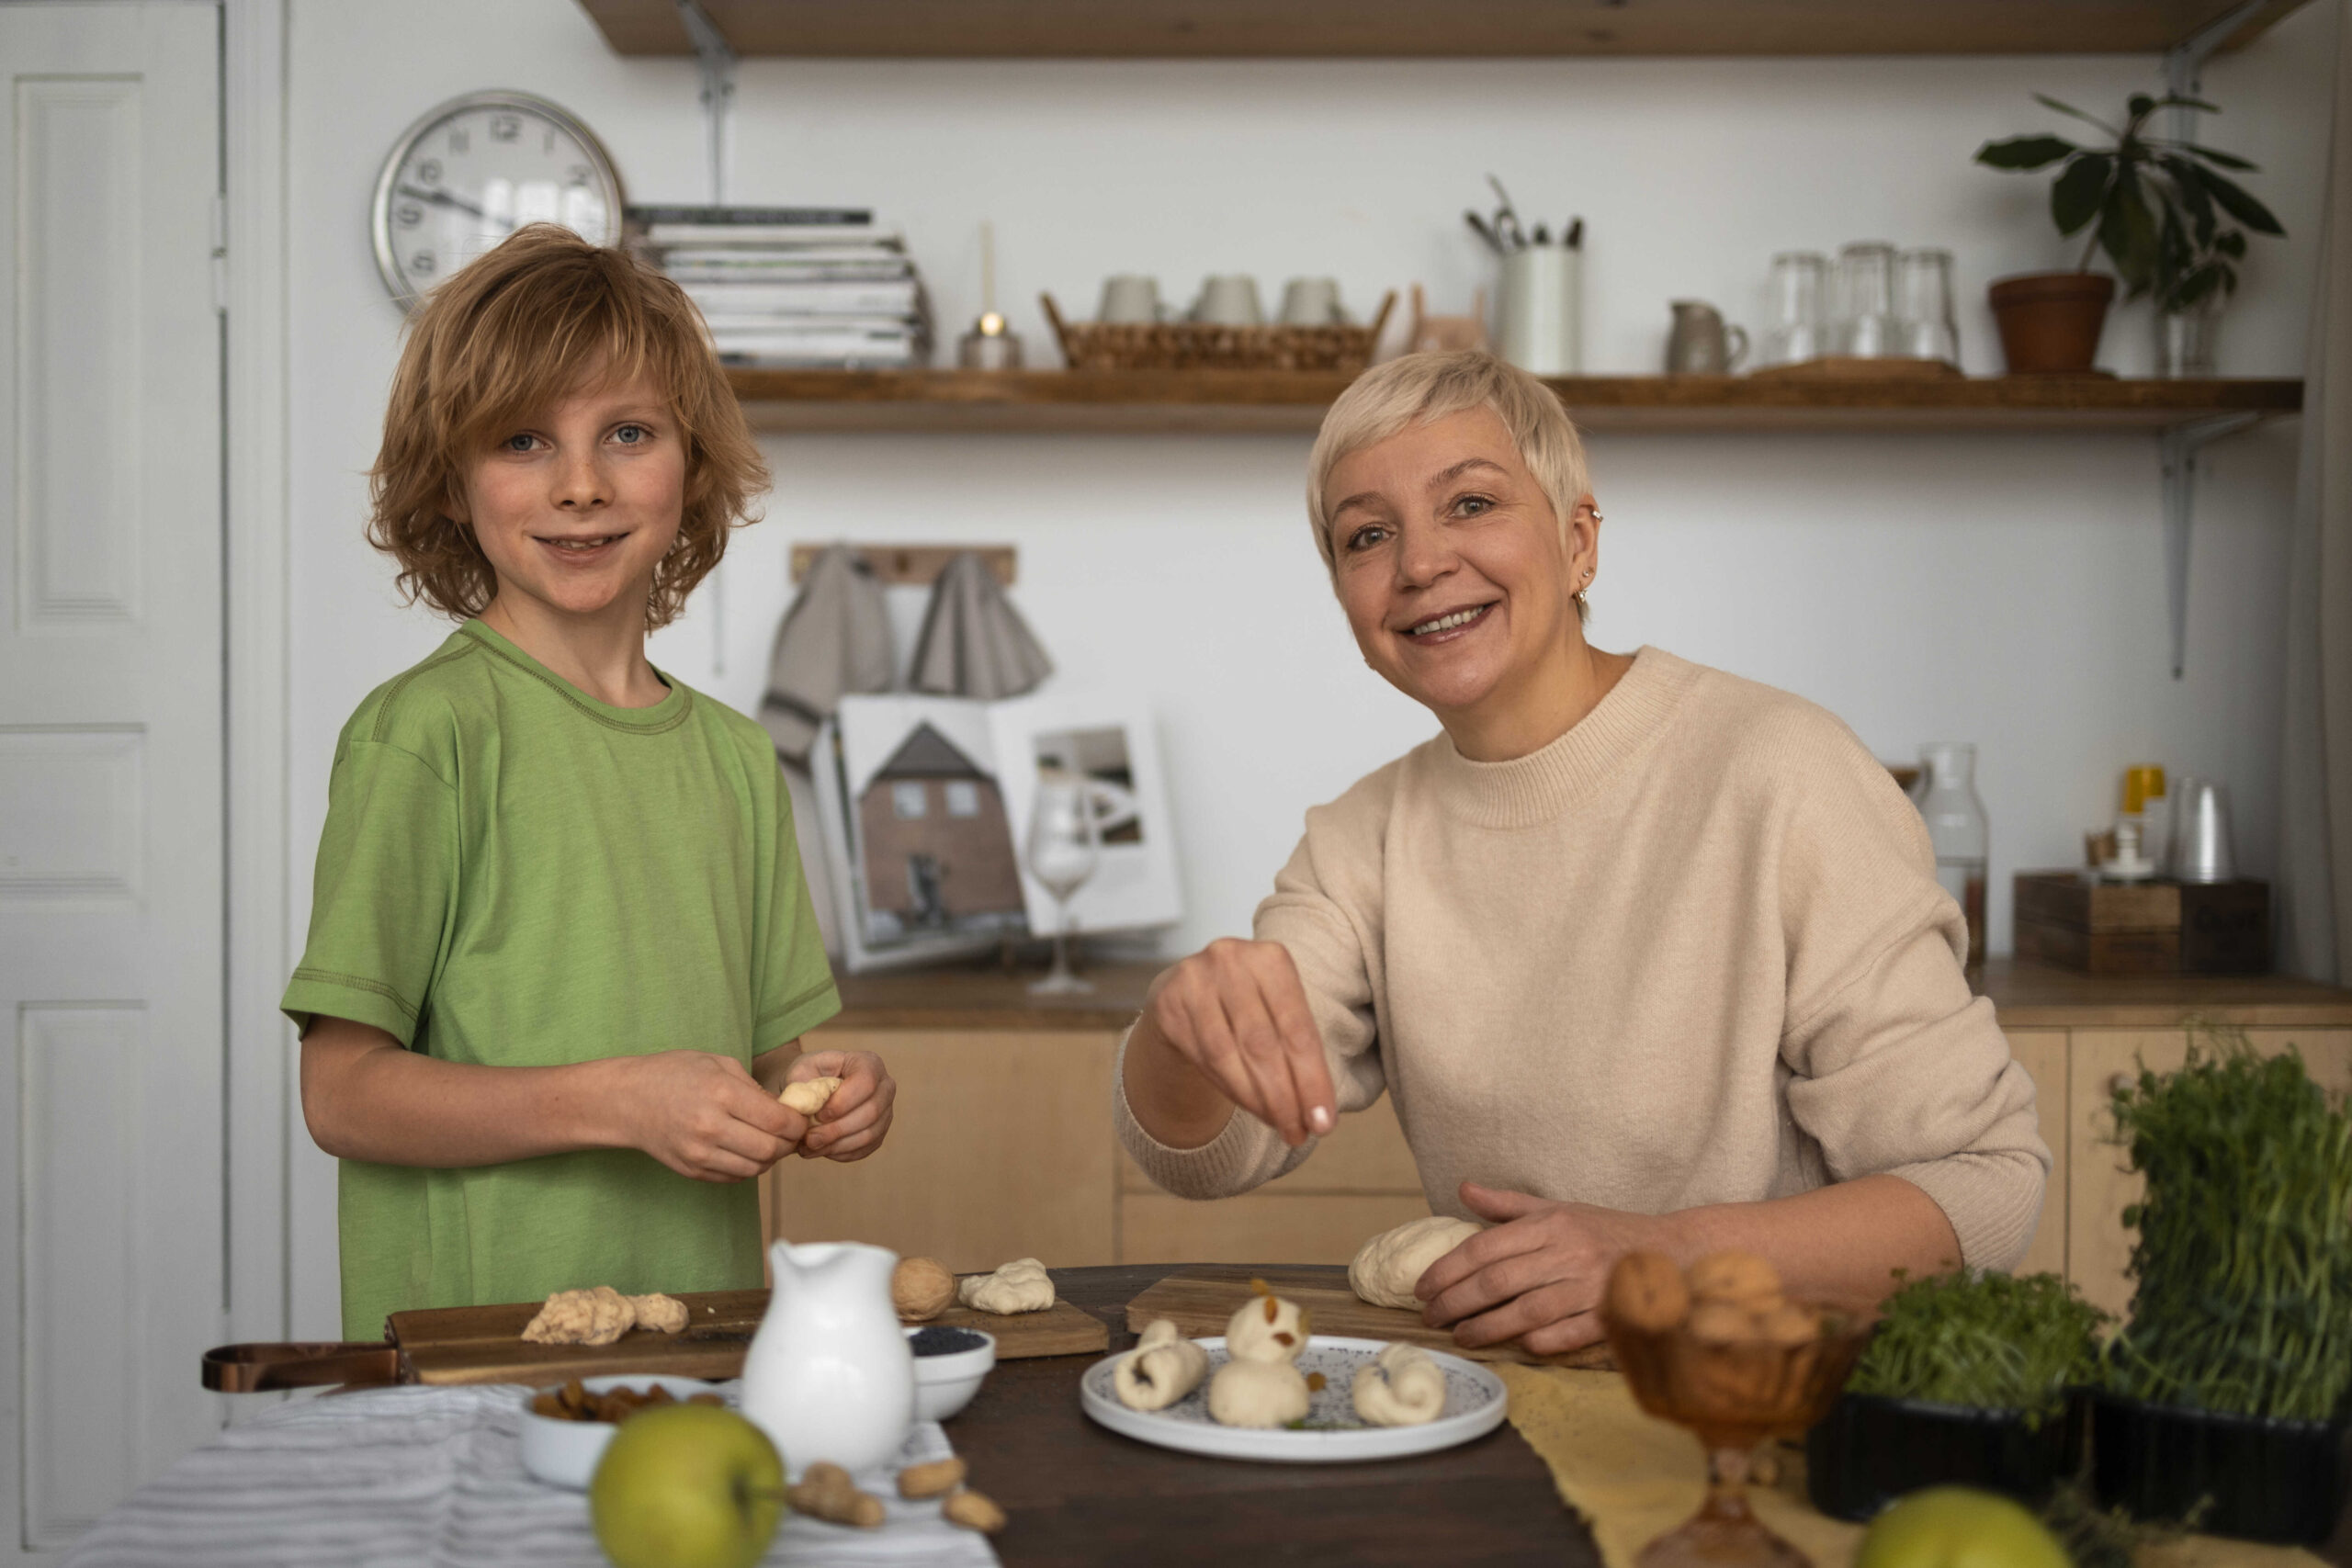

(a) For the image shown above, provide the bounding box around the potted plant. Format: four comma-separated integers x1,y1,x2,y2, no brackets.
1805,1269,2105,1520
1975,94,2282,375
2093,1034,2352,1543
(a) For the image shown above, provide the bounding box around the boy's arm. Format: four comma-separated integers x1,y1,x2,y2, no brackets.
301,1015,809,1181
753,1040,898,1164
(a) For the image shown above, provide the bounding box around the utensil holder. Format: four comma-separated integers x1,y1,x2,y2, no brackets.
1495,247,1581,376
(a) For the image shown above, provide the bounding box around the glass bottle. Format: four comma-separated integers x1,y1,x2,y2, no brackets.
1913,742,1988,972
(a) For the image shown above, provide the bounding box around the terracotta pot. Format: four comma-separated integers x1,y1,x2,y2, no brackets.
1987,272,2115,374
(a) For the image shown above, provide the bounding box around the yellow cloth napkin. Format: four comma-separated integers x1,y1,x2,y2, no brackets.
1496,1365,2330,1568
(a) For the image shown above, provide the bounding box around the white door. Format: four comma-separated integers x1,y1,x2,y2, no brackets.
0,5,225,1560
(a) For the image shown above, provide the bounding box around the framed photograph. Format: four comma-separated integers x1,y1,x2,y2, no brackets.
987,692,1183,940
811,696,1030,974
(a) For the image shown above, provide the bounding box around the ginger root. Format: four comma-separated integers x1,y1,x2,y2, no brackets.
897,1457,966,1499
943,1488,1007,1534
893,1257,957,1322
780,1076,844,1116
788,1461,885,1529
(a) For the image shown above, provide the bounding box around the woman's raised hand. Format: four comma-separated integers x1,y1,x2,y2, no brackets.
616,1050,806,1182
1137,938,1335,1147
1413,1180,1671,1355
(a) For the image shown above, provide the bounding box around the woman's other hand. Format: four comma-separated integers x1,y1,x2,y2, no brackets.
617,1050,806,1182
1414,1180,1669,1355
786,1049,896,1162
1133,938,1335,1148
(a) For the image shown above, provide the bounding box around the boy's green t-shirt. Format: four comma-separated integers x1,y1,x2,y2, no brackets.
283,620,840,1340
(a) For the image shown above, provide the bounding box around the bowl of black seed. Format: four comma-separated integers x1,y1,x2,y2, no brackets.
906,1325,995,1421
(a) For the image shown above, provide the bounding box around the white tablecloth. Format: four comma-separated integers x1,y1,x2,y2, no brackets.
64,1385,1000,1568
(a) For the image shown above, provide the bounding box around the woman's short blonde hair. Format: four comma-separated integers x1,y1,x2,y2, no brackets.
368,223,768,631
1306,348,1592,580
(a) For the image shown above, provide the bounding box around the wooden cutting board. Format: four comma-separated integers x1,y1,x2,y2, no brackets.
1124,1265,1615,1371
207,1276,1107,1391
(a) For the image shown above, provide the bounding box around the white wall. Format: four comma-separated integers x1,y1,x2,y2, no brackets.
283,0,2340,1334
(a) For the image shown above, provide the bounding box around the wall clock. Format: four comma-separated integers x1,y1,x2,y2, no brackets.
370,90,626,309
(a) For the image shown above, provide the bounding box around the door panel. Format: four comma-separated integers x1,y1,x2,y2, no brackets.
2003,1029,2067,1280
0,6,224,1559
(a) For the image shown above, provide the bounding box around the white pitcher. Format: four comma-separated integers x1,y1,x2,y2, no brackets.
740,1239,915,1477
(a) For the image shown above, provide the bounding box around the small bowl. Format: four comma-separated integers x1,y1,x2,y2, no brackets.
907,1326,995,1421
518,1374,726,1490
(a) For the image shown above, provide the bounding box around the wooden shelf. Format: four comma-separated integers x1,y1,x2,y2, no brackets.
583,0,2310,59
726,367,2302,436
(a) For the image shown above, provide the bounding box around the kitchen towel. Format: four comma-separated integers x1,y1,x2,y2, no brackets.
1496,1365,2327,1568
907,550,1052,700
63,1383,997,1568
761,543,895,769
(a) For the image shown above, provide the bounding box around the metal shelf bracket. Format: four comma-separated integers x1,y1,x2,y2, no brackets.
676,0,736,203
2160,412,2261,679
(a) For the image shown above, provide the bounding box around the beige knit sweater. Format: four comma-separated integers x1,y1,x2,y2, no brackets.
1117,647,2050,1271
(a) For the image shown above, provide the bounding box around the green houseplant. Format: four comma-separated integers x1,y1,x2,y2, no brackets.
1975,93,2282,375
2090,1032,2352,1541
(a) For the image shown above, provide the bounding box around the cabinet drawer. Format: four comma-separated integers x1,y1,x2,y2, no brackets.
1119,1093,1421,1194
767,1027,1119,1273
1121,1192,1433,1267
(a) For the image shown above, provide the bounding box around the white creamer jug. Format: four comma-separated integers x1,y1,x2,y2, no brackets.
739,1239,914,1476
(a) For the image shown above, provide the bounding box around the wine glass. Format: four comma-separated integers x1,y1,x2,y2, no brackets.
1025,769,1100,996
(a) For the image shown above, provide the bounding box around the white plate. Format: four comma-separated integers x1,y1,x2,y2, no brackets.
1079,1336,1508,1463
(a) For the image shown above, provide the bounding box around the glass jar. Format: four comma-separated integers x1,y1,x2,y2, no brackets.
1912,742,1989,972
1834,242,1899,357
2154,299,2221,378
1895,248,1959,365
1759,251,1828,367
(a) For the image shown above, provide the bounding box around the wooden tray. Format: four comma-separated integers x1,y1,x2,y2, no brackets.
204,1277,1108,1392
1041,291,1396,373
1125,1265,1615,1371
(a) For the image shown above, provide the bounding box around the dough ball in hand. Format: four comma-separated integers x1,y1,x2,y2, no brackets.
1349,1216,1483,1311
780,1076,843,1116
1224,1288,1310,1364
1351,1342,1446,1427
957,1257,1055,1314
1206,1359,1311,1428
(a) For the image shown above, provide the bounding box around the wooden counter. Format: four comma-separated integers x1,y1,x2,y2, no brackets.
771,955,2352,1324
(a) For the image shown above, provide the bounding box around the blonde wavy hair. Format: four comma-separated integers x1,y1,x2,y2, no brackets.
368,223,768,630
1306,350,1594,620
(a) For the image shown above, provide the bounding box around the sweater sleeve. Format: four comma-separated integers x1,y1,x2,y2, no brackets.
1772,721,2051,1273
1114,787,1393,1200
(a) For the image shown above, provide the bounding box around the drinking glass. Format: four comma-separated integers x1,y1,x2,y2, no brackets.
1025,769,1100,996
1833,242,1898,357
1913,742,1988,972
1896,248,1959,364
1758,252,1827,367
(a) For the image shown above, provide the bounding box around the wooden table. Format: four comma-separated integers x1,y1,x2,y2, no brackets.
952,1264,1592,1566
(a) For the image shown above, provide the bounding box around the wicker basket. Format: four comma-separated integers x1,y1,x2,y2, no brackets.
1041,291,1396,373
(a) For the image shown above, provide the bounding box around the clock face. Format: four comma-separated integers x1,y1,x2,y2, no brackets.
370,91,626,308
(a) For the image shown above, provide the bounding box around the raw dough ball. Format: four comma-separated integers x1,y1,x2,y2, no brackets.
1351,1342,1446,1427
1113,1318,1210,1412
1688,1250,1781,1307
780,1076,844,1116
521,1285,633,1347
893,1257,956,1321
1206,1358,1312,1428
1604,1251,1691,1334
1348,1216,1482,1311
625,1292,689,1335
958,1257,1055,1315
1224,1290,1310,1364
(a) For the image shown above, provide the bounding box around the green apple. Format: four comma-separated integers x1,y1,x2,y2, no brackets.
588,1404,786,1568
1856,1486,2069,1568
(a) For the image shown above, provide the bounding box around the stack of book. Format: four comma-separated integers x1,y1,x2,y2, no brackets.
626,206,932,368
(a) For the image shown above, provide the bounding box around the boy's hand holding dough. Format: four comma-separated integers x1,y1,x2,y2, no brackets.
774,1050,897,1163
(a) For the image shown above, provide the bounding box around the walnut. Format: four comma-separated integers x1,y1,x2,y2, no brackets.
1604,1251,1691,1333
893,1258,956,1321
1687,1250,1781,1307
521,1285,633,1347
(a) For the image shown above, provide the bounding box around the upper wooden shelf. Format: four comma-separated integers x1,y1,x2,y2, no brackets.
726,367,2303,436
583,0,2309,58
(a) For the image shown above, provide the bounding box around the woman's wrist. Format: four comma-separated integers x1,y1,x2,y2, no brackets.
1123,1013,1235,1151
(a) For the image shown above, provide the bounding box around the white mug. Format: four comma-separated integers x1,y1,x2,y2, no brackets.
1191,275,1263,327
1278,276,1342,327
1495,247,1581,375
1096,275,1161,324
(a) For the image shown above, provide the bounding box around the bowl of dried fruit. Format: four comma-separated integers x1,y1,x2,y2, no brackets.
520,1374,729,1490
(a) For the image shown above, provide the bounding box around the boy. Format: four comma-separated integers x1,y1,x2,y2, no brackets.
287,225,888,1340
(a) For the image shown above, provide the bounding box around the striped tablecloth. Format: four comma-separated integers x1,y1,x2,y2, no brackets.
64,1384,1000,1568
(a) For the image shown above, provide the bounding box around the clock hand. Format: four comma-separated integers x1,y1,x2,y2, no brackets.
397,183,514,230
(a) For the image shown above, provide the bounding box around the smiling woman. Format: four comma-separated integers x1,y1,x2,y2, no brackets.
1116,350,2052,1358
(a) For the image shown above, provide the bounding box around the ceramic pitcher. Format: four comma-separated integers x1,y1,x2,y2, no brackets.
740,1240,915,1477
